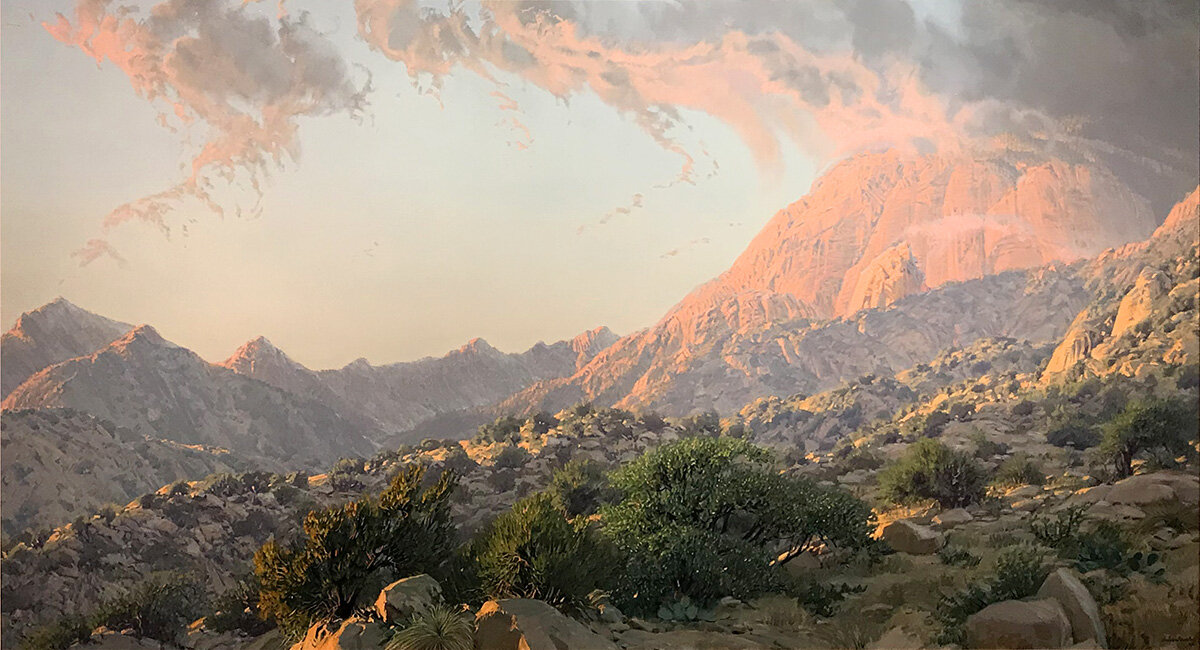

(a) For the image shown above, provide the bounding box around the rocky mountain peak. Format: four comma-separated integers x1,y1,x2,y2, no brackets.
457,337,501,357
2,298,134,397
569,326,619,359
109,324,173,352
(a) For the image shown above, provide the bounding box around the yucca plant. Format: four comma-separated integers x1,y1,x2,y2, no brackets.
386,606,474,650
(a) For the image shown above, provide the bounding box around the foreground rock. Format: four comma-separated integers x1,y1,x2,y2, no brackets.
881,520,944,555
292,618,386,650
375,574,442,624
475,599,617,650
1037,568,1107,648
965,599,1072,649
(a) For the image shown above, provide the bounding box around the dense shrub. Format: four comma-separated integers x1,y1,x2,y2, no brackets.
877,439,989,508
207,574,274,636
1046,421,1101,449
23,572,206,650
330,457,366,476
602,437,874,614
470,493,616,612
1030,505,1089,551
545,459,619,518
476,416,523,445
992,454,1045,488
254,466,457,637
1099,398,1197,478
493,445,531,469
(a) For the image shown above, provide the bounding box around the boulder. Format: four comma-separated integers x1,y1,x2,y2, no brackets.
1107,472,1200,507
292,618,386,650
1037,568,1107,648
375,574,443,624
881,520,944,555
933,508,974,528
965,599,1072,649
474,599,618,650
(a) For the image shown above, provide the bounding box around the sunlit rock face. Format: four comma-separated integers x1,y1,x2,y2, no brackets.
1,298,131,398
500,151,1157,417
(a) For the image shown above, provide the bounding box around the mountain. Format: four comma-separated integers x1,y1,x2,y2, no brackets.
1,325,376,470
499,152,1160,417
221,326,618,439
1,298,131,398
0,409,249,536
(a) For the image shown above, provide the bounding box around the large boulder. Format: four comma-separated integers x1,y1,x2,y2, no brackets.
375,574,443,624
1106,472,1200,507
1037,568,1107,648
965,599,1072,649
881,520,944,555
474,599,618,650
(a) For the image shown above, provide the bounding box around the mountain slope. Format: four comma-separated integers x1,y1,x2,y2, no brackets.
500,152,1154,417
2,326,375,470
1,298,132,398
221,326,618,438
0,409,249,536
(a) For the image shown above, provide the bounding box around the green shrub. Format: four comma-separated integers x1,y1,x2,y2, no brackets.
19,615,91,650
470,493,616,612
1072,520,1132,573
545,459,619,518
331,457,366,475
602,437,874,614
1030,505,1088,550
493,445,531,469
207,574,274,636
387,605,474,650
254,465,457,637
877,439,989,508
476,416,523,445
937,545,981,568
1099,398,1197,478
1046,421,1100,449
992,454,1045,488
936,546,1048,644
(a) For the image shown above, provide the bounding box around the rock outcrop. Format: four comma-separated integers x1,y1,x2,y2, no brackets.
844,243,927,313
1038,568,1107,647
880,520,944,555
475,599,618,650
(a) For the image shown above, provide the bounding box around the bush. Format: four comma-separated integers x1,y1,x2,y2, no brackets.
387,605,474,650
992,454,1045,488
936,546,1048,644
331,457,366,476
255,465,457,637
1030,505,1088,551
1099,398,1197,478
545,459,619,518
877,439,989,508
602,437,874,614
470,493,617,612
477,416,523,445
493,445,531,469
19,616,91,650
1046,421,1100,450
207,574,274,636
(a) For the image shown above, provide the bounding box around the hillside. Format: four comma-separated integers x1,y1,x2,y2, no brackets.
2,326,376,471
0,409,251,537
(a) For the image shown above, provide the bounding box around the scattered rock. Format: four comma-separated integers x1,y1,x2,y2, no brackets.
474,599,618,650
932,508,974,528
881,520,944,555
965,599,1072,649
1037,568,1107,648
374,574,442,624
292,618,386,650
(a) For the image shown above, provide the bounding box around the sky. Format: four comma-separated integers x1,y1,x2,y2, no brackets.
2,0,1197,369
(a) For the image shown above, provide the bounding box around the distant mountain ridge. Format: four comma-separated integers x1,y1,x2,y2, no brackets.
1,298,131,398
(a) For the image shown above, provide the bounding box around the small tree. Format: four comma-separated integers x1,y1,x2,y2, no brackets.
471,493,617,612
1099,398,1196,478
493,445,531,469
255,466,456,637
546,459,619,518
878,439,989,508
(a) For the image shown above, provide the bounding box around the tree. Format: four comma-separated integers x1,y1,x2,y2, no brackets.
602,437,874,613
1099,398,1196,478
545,459,619,518
470,493,617,612
254,466,457,637
878,439,989,508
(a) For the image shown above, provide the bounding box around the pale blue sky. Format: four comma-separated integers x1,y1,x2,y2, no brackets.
1,0,818,368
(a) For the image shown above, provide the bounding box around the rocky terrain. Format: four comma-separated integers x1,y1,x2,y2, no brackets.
2,326,376,471
0,409,251,538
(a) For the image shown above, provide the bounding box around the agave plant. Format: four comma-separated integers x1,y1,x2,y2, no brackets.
386,606,474,650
